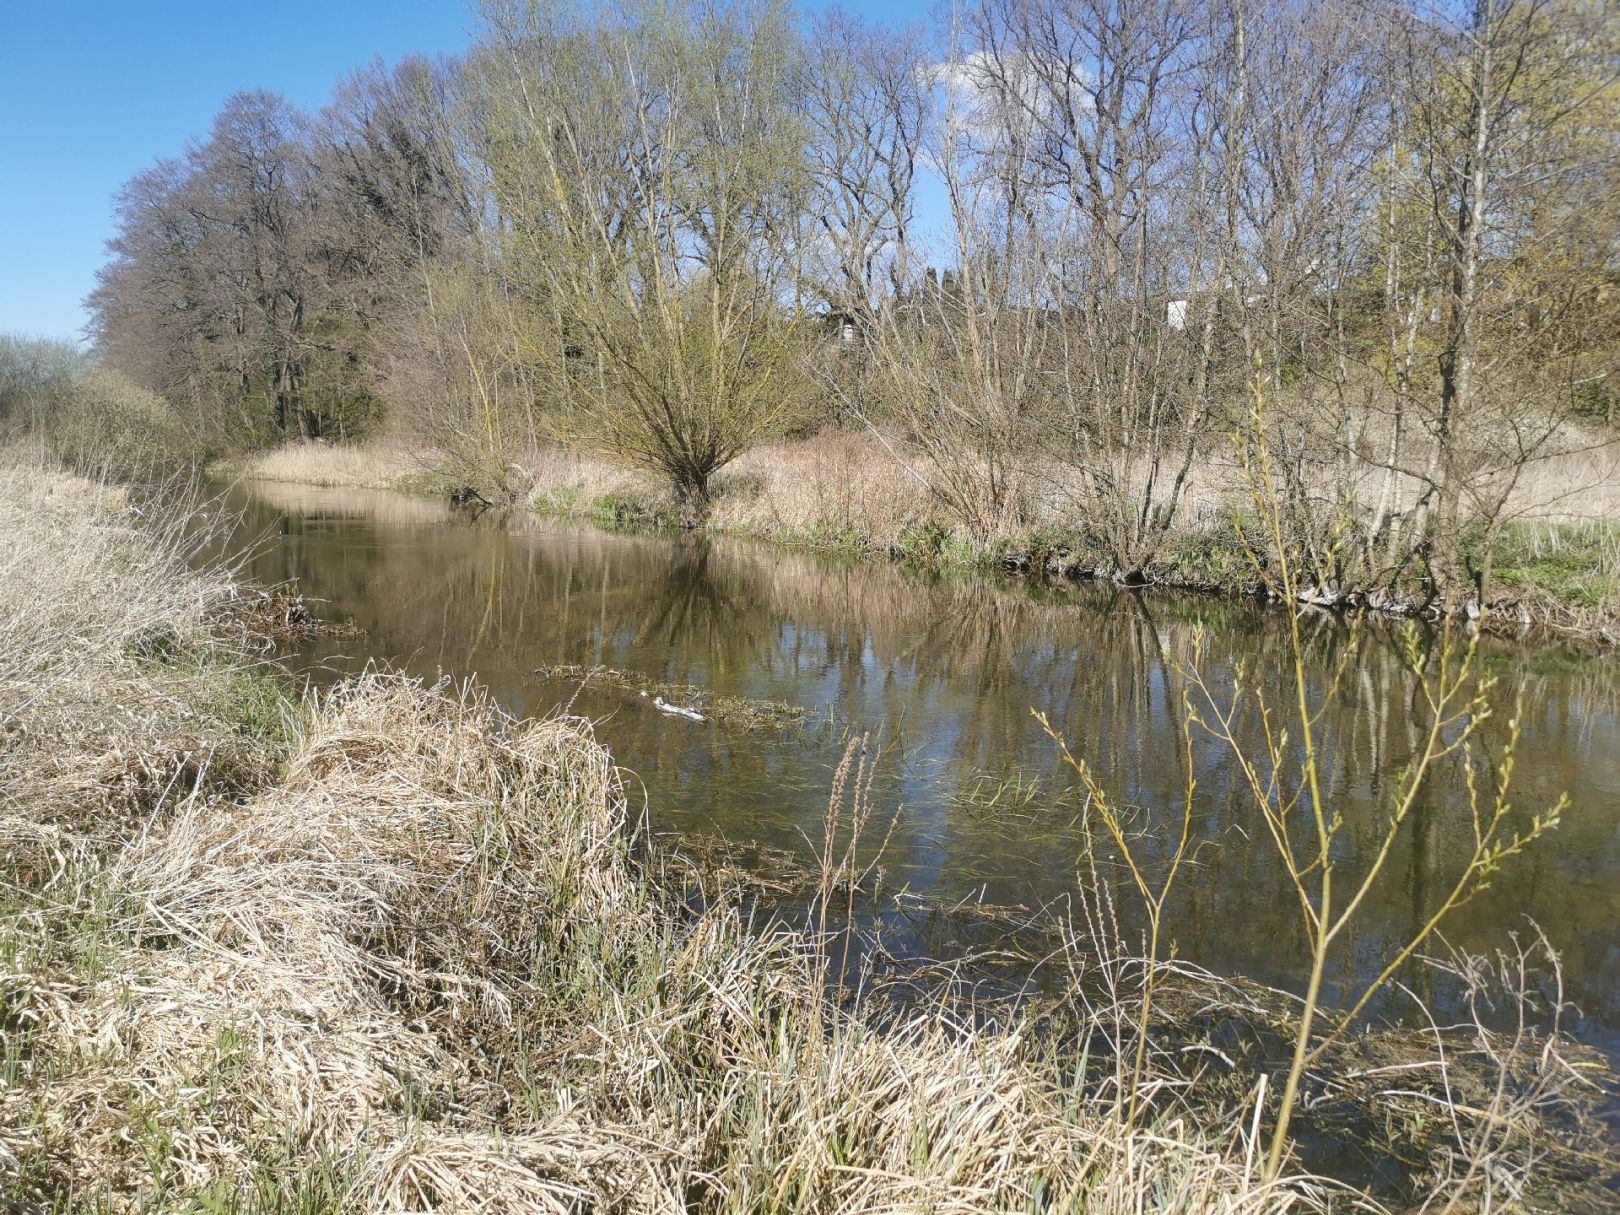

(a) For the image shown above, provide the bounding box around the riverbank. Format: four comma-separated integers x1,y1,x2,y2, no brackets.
0,455,1311,1211
228,437,1620,644
6,453,1615,1209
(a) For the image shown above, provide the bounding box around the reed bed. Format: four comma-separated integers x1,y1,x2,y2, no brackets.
228,440,432,490
523,443,666,518
712,433,930,546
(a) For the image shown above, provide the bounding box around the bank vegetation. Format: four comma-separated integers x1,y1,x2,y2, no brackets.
63,0,1620,627
0,454,1326,1211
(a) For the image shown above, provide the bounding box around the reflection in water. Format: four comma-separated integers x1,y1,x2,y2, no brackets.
218,480,1620,1052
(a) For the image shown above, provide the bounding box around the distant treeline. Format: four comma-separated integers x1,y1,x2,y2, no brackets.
86,0,1619,603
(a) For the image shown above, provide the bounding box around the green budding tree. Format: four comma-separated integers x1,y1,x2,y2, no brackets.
473,0,811,525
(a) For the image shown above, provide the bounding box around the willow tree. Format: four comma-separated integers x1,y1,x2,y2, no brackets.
472,0,810,525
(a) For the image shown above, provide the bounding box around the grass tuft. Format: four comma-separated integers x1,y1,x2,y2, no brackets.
1,673,1323,1213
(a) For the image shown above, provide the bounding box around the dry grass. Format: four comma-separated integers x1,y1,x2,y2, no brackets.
0,451,1324,1212
228,440,432,490
0,454,289,838
521,443,662,513
0,456,1320,1211
513,433,933,543
1,673,1324,1214
1497,444,1620,524
241,433,934,544
230,427,1620,562
712,432,930,545
0,460,225,690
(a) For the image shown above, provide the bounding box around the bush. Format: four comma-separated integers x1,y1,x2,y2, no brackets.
0,335,203,479
44,367,204,480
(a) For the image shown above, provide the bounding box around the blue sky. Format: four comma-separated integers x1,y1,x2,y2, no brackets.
0,1,477,341
0,0,934,344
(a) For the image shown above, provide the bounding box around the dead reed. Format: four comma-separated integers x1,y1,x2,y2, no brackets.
227,440,431,490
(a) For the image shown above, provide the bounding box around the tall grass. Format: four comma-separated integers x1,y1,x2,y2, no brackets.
0,455,291,837
2,668,1325,1213
228,440,434,491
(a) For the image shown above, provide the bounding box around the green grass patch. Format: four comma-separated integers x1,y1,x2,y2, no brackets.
388,468,456,498
586,491,682,530
194,662,303,752
1474,521,1620,610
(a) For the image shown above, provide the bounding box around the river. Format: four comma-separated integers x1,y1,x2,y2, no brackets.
218,478,1620,1066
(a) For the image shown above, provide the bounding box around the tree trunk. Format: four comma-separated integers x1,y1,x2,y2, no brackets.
1431,2,1495,613
676,475,711,529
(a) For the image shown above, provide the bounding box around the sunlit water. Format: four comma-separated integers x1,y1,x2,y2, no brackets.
214,480,1620,1066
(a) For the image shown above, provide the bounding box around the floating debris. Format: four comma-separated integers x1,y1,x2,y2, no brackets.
891,889,1036,925
236,587,364,645
652,695,705,722
535,663,809,730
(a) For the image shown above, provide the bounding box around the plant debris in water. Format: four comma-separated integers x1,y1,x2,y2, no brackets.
535,662,809,730
235,587,364,646
663,831,823,896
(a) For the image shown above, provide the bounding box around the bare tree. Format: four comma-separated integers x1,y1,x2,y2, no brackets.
866,0,1214,570
1383,0,1620,609
798,9,927,326
84,0,1617,602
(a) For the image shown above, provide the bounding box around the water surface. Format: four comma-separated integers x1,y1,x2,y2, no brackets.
219,479,1620,1056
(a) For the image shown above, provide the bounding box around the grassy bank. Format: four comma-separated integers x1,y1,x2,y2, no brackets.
229,437,1620,641
1,454,1323,1211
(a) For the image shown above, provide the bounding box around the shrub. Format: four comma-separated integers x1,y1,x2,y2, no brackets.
42,367,205,480
0,334,204,479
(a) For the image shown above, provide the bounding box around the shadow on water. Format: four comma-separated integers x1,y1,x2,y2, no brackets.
210,480,1620,1084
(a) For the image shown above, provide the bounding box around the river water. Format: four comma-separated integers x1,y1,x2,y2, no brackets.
219,478,1620,1062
